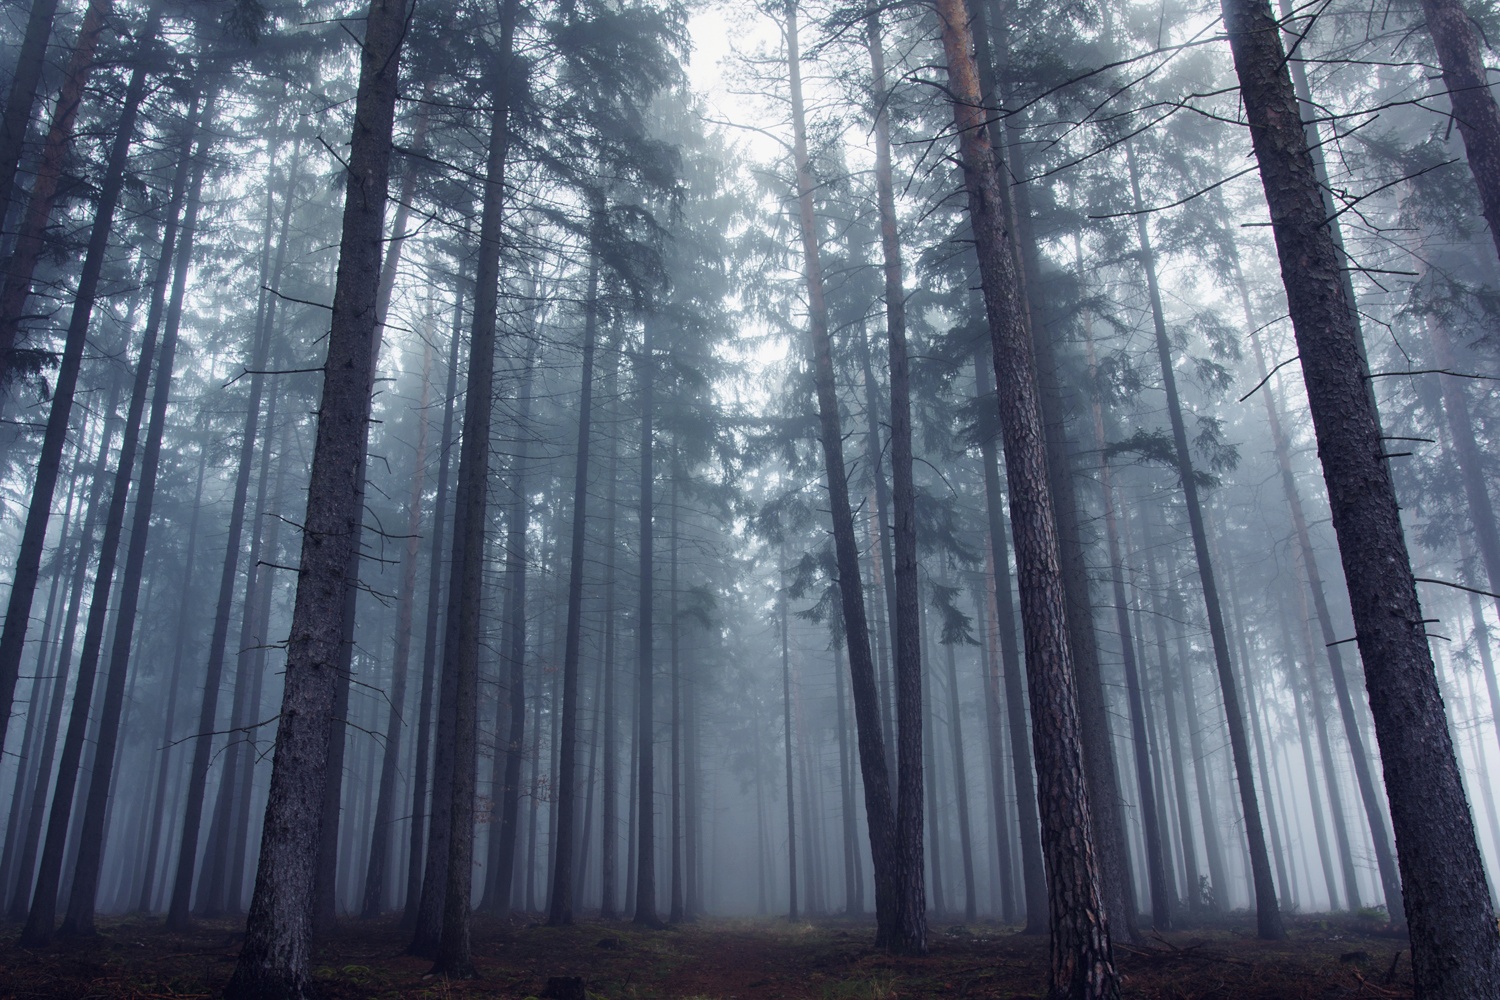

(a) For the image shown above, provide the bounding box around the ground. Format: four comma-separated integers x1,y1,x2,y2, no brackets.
0,910,1412,999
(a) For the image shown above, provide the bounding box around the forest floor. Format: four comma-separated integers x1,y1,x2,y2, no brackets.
0,909,1412,999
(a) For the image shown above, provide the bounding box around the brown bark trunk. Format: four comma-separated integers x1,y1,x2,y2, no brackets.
783,0,902,950
933,3,1118,995
1220,0,1500,986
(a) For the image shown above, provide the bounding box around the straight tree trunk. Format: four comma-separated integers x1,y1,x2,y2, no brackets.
634,318,659,926
1125,143,1281,938
433,6,519,973
484,326,537,916
783,0,902,949
598,340,623,919
0,0,62,247
223,0,410,992
973,349,1048,932
548,218,603,926
402,287,463,928
0,0,111,386
167,106,287,932
974,2,1135,936
14,39,170,945
668,469,685,923
360,340,433,918
780,549,798,922
1220,0,1500,985
934,3,1119,994
865,9,927,952
1084,332,1171,930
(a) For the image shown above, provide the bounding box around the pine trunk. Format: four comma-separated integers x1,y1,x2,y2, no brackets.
223,0,409,992
1220,0,1500,986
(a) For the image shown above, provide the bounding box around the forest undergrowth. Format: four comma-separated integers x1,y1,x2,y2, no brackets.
0,912,1409,999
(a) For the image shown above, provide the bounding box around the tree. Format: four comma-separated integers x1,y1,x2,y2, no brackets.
1218,0,1500,989
224,0,411,992
932,1,1119,995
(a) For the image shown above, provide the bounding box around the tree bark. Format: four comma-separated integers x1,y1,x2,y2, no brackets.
548,214,602,927
0,0,62,247
1125,142,1282,939
1219,0,1500,986
933,3,1118,995
973,348,1048,933
360,339,433,918
634,318,659,927
15,35,168,946
224,0,409,991
402,285,463,928
783,0,902,949
0,0,112,386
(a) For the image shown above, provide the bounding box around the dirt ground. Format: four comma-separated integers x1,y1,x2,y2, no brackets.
0,910,1412,999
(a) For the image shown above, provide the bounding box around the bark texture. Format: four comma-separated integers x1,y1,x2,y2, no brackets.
1220,0,1500,990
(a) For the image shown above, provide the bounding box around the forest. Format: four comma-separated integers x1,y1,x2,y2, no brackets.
0,0,1497,997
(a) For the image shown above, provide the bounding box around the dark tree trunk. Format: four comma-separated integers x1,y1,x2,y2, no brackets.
1220,0,1500,985
223,0,409,992
15,39,168,946
433,5,519,973
1084,331,1171,931
0,0,62,247
1125,143,1282,938
634,319,659,927
669,470,685,924
548,219,602,927
598,339,624,919
484,326,537,916
0,0,110,386
972,349,1048,933
1409,0,1500,263
865,8,927,953
360,341,433,918
402,286,463,928
783,0,902,949
933,3,1119,995
974,2,1135,938
780,549,798,922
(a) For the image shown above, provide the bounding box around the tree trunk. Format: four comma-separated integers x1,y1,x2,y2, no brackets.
942,636,978,923
14,39,169,946
973,348,1048,933
633,318,659,927
1410,0,1500,264
432,6,519,974
548,215,602,927
1084,330,1171,931
402,285,464,928
0,0,62,247
360,339,433,918
224,0,409,991
783,0,901,949
598,339,624,919
1220,0,1500,985
864,8,928,952
1125,142,1282,938
933,3,1118,995
780,548,798,922
484,324,537,916
0,0,110,386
